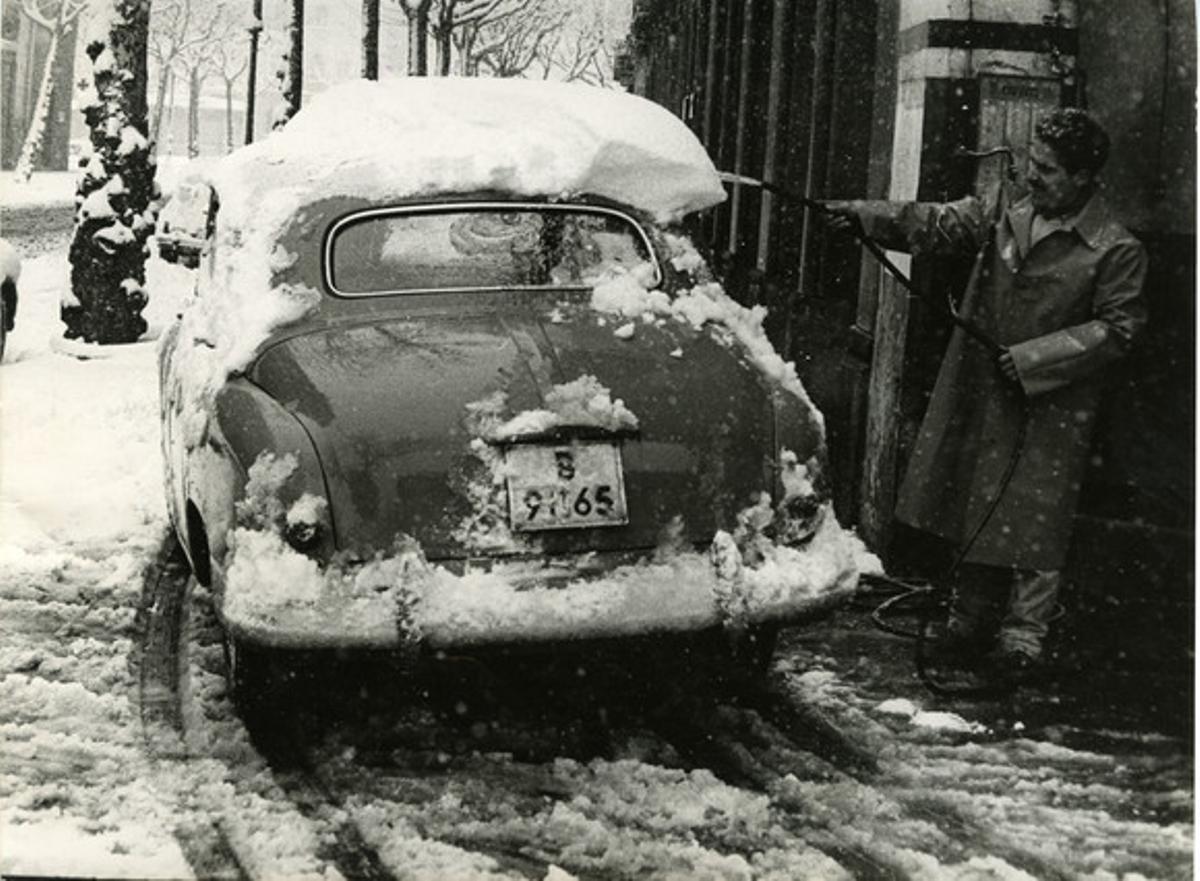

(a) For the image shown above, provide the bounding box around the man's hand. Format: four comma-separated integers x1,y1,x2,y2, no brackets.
998,347,1020,383
819,200,861,235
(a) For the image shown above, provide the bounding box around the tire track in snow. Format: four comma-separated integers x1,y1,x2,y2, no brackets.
264,739,568,881
135,528,1191,880
136,531,252,881
642,664,1167,881
140,531,552,881
645,683,916,881
142,533,384,881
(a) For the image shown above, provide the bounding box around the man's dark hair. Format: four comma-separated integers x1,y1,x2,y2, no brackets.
1034,108,1110,177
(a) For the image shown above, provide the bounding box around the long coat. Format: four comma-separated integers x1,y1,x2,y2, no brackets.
853,193,1148,569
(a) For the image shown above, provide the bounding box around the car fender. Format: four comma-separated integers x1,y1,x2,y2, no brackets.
187,378,334,591
771,385,830,503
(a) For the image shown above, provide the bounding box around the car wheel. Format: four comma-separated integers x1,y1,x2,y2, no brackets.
687,624,779,689
725,624,780,678
223,634,292,746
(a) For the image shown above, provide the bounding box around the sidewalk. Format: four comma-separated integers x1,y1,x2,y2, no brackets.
797,600,1193,742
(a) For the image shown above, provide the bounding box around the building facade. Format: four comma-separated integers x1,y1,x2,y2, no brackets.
2,3,52,169
626,0,1195,668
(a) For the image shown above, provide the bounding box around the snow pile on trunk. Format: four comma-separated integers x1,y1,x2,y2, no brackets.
485,375,639,442
590,235,822,423
454,393,546,555
450,376,638,554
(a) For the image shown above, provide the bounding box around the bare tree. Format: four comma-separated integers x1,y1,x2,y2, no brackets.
212,35,249,151
395,0,432,75
546,4,616,85
12,0,89,181
469,0,563,79
66,0,154,344
440,0,625,83
148,0,232,148
429,0,526,76
172,7,240,155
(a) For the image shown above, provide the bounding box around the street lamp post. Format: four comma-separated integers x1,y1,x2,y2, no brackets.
244,0,263,144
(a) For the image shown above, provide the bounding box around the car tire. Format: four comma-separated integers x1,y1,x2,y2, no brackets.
688,624,779,688
725,623,779,678
223,634,293,748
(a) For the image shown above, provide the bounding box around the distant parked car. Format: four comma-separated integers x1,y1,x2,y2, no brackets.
155,78,871,712
0,238,20,362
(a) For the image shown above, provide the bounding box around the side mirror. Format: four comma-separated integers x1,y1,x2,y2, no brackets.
156,230,202,268
156,176,214,270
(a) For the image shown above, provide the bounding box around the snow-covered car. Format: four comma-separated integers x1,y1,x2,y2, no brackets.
0,238,20,362
156,78,874,707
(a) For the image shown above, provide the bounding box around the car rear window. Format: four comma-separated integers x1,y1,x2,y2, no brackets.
326,204,659,295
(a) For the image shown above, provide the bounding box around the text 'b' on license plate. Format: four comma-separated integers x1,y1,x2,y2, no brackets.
505,442,628,531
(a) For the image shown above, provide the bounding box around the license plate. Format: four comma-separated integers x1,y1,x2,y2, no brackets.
505,442,628,531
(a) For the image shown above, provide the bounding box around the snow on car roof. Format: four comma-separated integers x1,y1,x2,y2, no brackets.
214,77,726,228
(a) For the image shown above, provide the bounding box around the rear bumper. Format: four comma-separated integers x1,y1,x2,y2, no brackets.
219,513,872,651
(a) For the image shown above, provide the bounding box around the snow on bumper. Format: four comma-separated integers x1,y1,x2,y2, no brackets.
220,511,876,650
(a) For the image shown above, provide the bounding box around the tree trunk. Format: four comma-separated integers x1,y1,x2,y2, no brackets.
362,0,379,79
65,0,153,345
407,1,431,75
436,37,449,75
164,70,176,152
187,67,201,158
279,0,304,124
224,78,234,152
41,18,79,170
150,63,171,146
13,26,61,181
432,0,452,75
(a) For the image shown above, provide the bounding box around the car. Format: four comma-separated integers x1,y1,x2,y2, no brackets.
156,77,875,712
0,238,20,362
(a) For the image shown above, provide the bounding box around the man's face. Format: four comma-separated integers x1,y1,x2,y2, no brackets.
1027,139,1092,217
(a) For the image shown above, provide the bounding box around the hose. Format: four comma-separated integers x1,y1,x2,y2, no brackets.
716,169,1034,696
911,407,1029,697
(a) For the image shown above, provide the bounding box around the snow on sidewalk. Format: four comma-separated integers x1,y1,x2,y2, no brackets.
0,241,195,876
3,171,77,209
3,160,204,210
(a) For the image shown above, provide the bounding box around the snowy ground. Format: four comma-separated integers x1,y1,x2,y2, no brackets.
0,175,1193,880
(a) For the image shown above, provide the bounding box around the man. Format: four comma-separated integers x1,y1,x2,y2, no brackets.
825,109,1148,686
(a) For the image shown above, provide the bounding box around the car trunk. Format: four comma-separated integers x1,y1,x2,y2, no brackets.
250,299,778,561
